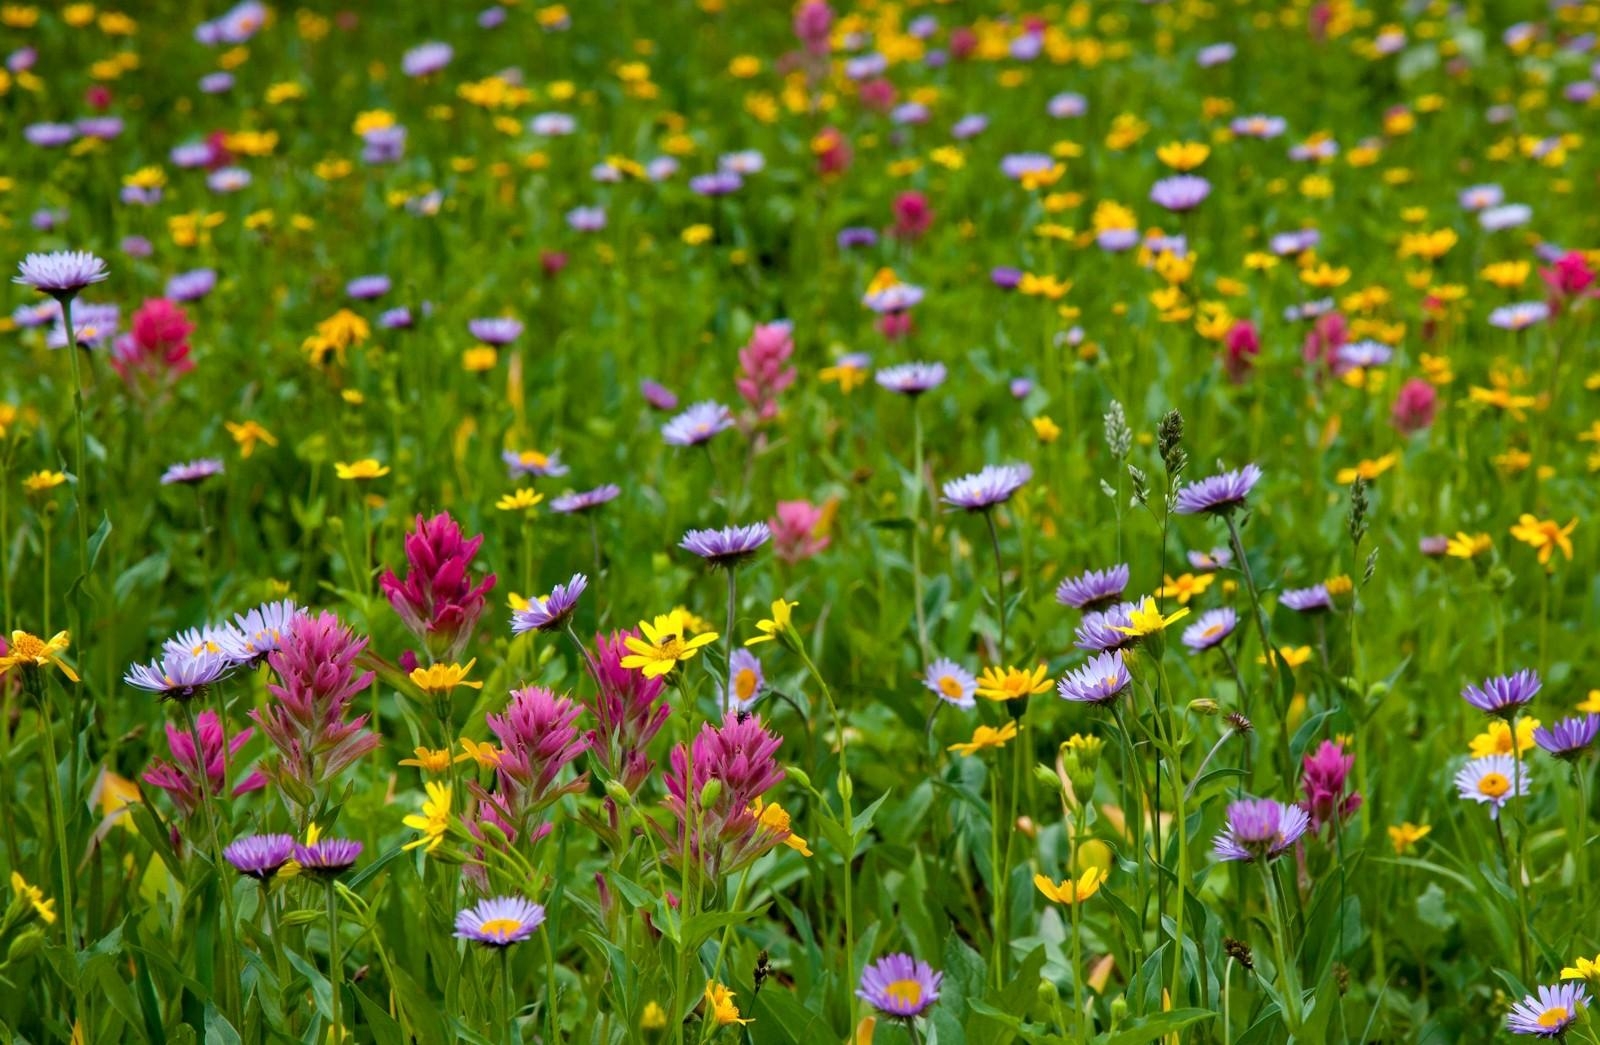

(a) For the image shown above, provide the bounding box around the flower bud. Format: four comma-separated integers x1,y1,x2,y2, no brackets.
1036,977,1060,1008
604,779,632,806
786,765,813,790
698,778,723,810
1188,698,1220,716
7,928,43,963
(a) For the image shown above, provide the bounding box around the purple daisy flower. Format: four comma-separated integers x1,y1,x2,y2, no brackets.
455,895,546,947
690,171,743,196
160,458,225,486
940,464,1031,511
1150,175,1212,212
1197,42,1236,67
224,834,295,880
991,266,1023,289
951,114,988,139
166,268,218,302
529,113,576,136
1001,153,1055,180
293,837,363,878
77,117,124,141
876,362,947,396
501,449,569,478
511,574,588,634
1174,464,1263,516
199,72,235,94
1479,203,1532,232
347,275,391,300
641,379,679,411
402,41,453,77
1506,983,1588,1038
219,599,302,665
1462,669,1540,719
124,647,234,701
1075,602,1139,653
1056,651,1131,705
1188,547,1233,571
662,401,734,447
857,953,942,1019
1182,607,1238,652
550,485,621,514
724,648,765,713
24,123,77,148
378,307,415,330
207,167,251,193
566,206,607,232
1280,585,1331,614
14,251,109,297
836,227,879,249
1048,92,1087,118
1098,228,1140,252
1533,714,1600,761
680,523,771,567
1055,564,1130,610
923,657,977,709
1211,798,1309,863
1231,114,1287,139
48,302,119,349
1489,302,1550,331
362,125,407,164
863,283,924,314
469,317,523,345
1454,754,1529,819
1459,184,1504,211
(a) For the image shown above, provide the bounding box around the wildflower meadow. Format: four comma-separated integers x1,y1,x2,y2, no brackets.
5,0,1600,1042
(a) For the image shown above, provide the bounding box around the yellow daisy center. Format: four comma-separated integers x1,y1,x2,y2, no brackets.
1477,772,1510,798
1539,1007,1569,1028
885,979,923,1007
1202,624,1224,639
735,669,758,700
479,917,523,939
938,676,965,699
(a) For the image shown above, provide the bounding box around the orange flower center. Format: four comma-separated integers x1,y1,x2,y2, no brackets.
1477,772,1510,798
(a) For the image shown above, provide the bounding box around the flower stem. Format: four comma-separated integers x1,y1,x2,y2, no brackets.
186,699,240,1022
984,510,1007,662
1259,861,1301,1033
1509,714,1532,983
325,880,343,1041
909,402,929,663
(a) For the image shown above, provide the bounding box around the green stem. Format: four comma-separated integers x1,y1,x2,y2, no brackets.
984,510,1007,662
1259,861,1302,1033
988,752,1005,990
909,403,929,663
61,296,89,810
30,672,81,1018
1509,714,1532,983
500,946,514,1045
325,881,343,1040
186,699,240,1022
794,643,854,1027
542,918,560,1044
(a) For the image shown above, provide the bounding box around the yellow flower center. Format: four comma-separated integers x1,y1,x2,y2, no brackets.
10,634,47,658
519,451,548,468
885,979,923,1007
1202,624,1224,639
1539,1007,1569,1028
478,917,523,938
657,636,687,659
1477,772,1511,798
938,676,965,698
735,669,758,700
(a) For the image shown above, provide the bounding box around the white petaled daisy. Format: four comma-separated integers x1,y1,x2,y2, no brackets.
922,657,977,709
1453,754,1530,819
14,251,110,297
454,896,546,947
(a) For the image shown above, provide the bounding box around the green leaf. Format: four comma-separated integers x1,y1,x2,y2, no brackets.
346,844,408,890
1099,1008,1215,1045
203,1005,242,1045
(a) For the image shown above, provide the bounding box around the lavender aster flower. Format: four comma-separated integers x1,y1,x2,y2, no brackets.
876,362,947,396
14,251,109,297
1506,983,1589,1038
220,599,302,664
24,123,76,148
857,953,942,1019
469,317,523,345
836,227,879,249
293,837,362,878
402,41,453,77
1211,798,1309,862
165,268,217,302
940,464,1031,511
455,896,546,947
511,574,588,634
224,834,295,879
1055,564,1130,610
501,448,569,479
1075,602,1138,653
951,114,988,139
160,458,225,486
207,167,251,193
124,647,234,701
1280,585,1331,614
1462,669,1541,719
724,648,765,713
378,307,415,330
1454,754,1530,819
1533,714,1600,761
529,113,576,136
923,657,977,709
680,524,770,567
1150,175,1212,212
1459,184,1504,211
551,485,621,514
347,275,391,300
690,171,743,196
1188,547,1233,570
1174,464,1262,516
1489,302,1550,331
1057,652,1131,705
641,379,678,411
1182,607,1237,652
566,206,606,232
1197,42,1236,67
662,401,734,446
1048,92,1087,118
1480,204,1532,232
